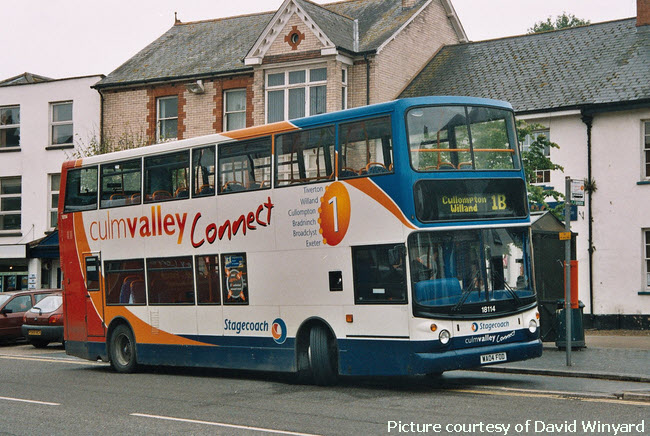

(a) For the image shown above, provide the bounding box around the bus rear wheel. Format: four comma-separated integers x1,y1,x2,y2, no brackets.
308,325,338,386
109,324,138,373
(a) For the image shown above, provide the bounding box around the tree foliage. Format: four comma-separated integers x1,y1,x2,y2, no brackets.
70,128,152,159
528,13,590,34
517,120,564,216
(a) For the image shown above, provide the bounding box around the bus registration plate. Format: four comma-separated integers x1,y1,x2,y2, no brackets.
480,352,506,364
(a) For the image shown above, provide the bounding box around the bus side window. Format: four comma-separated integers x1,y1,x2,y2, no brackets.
144,150,190,203
275,126,335,186
196,254,220,304
221,253,248,305
63,166,98,213
192,146,216,197
147,256,194,305
100,158,141,208
339,116,393,179
218,137,271,194
352,244,407,304
104,259,145,306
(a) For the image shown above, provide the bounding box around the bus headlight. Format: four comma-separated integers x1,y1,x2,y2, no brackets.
528,319,538,334
439,329,451,345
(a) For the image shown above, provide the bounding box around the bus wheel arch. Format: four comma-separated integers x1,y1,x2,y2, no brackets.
106,318,138,373
295,318,338,385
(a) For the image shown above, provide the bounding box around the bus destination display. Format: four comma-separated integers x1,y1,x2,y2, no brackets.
414,179,528,222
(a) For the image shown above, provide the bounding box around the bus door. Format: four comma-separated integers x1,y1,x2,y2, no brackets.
84,254,106,337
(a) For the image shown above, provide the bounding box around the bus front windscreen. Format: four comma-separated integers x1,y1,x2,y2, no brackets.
408,228,536,317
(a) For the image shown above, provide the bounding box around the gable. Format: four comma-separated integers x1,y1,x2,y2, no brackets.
246,0,353,65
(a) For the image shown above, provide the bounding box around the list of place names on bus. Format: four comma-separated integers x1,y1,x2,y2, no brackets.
288,185,324,248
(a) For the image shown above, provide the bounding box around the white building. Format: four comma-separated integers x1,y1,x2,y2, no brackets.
0,73,102,291
402,1,650,328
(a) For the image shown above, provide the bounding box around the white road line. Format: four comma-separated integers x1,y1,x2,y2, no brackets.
131,413,322,436
0,354,104,365
0,396,60,406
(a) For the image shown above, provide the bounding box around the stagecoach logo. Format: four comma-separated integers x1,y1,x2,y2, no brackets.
471,320,510,332
271,318,287,344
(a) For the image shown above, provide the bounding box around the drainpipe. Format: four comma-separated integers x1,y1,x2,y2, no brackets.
580,112,594,314
364,54,370,106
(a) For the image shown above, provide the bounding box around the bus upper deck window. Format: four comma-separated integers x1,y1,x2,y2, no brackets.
63,167,98,213
407,105,518,172
338,116,393,179
218,137,271,194
275,126,334,187
100,159,141,208
144,151,189,203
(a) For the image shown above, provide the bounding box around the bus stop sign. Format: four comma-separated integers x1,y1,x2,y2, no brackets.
570,179,585,206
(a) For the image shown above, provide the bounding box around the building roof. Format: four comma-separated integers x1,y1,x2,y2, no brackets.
401,18,650,113
95,0,434,89
0,72,54,87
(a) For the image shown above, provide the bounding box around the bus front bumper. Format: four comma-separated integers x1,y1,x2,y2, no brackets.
411,338,543,375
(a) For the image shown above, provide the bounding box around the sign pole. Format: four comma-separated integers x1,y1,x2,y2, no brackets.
564,177,572,366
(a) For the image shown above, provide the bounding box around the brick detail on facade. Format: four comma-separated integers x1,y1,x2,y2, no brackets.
638,0,650,27
263,50,322,65
267,14,325,56
101,88,150,147
146,84,186,143
374,0,460,104
184,80,217,138
213,75,254,132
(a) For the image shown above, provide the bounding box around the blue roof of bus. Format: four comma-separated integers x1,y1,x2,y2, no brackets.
290,96,513,129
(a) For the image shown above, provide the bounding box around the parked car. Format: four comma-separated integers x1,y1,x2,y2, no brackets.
21,293,64,348
0,289,59,344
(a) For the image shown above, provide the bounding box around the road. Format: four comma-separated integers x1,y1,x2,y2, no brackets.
0,343,648,435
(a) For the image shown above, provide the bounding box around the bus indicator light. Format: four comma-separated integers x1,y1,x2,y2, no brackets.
346,314,354,323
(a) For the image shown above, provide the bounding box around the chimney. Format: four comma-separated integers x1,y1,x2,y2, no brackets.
638,0,650,27
402,0,416,9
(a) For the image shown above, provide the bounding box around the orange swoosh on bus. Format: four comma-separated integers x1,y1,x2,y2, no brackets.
103,307,207,346
343,178,417,230
72,214,209,347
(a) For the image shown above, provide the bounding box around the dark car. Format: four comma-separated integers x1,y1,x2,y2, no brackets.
0,289,59,344
21,293,64,348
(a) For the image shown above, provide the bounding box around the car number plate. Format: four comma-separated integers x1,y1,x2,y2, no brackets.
480,352,506,364
28,330,42,336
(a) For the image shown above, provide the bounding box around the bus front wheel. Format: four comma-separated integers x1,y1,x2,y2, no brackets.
109,324,138,373
308,325,338,386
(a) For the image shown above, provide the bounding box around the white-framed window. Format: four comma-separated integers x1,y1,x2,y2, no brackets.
266,67,327,123
645,229,650,289
0,177,21,232
522,129,551,184
643,121,650,179
49,174,60,229
224,89,246,131
341,68,348,111
0,105,20,148
157,96,178,141
50,102,73,146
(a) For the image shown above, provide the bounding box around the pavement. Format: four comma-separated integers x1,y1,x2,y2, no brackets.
477,330,650,402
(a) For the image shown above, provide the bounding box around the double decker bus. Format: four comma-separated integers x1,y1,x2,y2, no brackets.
59,96,541,384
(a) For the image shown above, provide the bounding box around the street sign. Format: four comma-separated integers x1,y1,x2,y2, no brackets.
570,179,585,206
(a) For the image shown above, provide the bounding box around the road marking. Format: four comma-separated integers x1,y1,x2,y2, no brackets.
131,413,322,435
0,396,60,406
450,388,650,406
0,354,104,366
